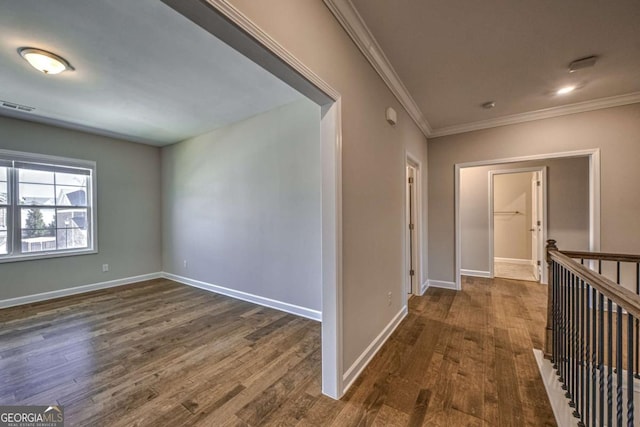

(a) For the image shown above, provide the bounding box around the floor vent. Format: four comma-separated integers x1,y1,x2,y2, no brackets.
1,100,35,112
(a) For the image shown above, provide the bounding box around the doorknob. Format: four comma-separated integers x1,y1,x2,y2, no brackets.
529,228,535,231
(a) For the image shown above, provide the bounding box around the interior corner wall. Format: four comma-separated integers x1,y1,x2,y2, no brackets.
161,98,323,312
430,102,640,283
222,0,429,372
0,116,162,301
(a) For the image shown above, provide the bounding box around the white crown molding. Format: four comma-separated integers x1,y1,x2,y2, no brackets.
324,0,432,136
324,0,640,139
430,91,640,138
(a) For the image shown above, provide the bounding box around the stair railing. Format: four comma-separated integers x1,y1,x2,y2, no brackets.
545,239,640,426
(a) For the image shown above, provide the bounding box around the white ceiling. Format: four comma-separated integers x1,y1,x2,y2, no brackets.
342,0,640,135
0,0,303,146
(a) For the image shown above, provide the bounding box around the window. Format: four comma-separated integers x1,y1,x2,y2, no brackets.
0,150,96,262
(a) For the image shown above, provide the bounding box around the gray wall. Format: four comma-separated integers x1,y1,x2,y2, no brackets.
225,0,429,370
430,103,640,283
161,99,323,311
0,116,162,300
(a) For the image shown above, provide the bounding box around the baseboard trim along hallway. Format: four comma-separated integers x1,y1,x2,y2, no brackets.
342,305,408,394
428,279,457,290
460,269,491,278
162,272,322,322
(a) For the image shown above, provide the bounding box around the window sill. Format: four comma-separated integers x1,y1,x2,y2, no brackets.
0,248,97,264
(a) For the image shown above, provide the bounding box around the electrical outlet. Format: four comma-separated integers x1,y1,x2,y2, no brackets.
387,292,392,306
183,260,188,269
102,264,109,272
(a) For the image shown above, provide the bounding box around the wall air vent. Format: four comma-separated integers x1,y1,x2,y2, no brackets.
1,100,35,112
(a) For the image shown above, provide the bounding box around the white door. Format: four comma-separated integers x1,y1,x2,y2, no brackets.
531,172,543,281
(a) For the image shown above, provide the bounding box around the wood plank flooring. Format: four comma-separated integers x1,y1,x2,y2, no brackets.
0,276,556,426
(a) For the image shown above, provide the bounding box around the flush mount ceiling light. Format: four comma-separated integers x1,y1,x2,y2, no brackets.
18,47,74,75
556,85,576,95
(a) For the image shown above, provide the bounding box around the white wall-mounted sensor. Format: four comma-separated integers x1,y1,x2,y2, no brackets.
385,107,397,126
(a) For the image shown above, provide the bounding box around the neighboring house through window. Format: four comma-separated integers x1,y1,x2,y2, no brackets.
0,149,96,261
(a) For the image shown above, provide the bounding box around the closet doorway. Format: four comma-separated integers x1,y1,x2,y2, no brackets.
490,167,546,282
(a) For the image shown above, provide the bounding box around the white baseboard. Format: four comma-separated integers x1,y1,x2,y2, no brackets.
420,280,429,295
460,269,491,278
342,305,408,394
428,279,458,290
494,257,533,265
533,349,576,427
0,272,163,309
162,272,322,322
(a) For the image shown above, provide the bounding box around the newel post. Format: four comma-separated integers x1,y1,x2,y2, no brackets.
544,239,558,360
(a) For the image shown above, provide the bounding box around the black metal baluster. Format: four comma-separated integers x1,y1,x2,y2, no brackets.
608,297,613,427
578,277,585,425
570,271,577,408
585,280,591,426
549,261,560,371
592,286,598,427
636,263,639,379
616,304,623,426
599,292,605,427
559,265,565,382
574,272,580,415
562,266,569,390
627,312,634,427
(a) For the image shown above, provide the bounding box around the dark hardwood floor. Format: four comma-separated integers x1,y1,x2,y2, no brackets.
0,276,556,426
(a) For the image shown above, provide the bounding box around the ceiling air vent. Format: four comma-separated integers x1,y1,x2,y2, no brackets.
1,100,35,112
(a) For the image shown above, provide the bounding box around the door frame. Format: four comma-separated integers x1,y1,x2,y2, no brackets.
454,148,601,291
488,166,547,283
404,152,424,298
161,0,345,399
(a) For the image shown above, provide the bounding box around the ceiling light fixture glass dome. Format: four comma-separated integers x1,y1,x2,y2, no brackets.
18,47,74,75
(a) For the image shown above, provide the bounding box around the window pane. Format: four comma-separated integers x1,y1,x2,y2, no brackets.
56,209,88,249
0,167,7,206
0,181,7,204
0,207,6,255
56,172,87,187
56,186,87,206
0,231,6,255
21,207,56,232
19,168,54,184
21,207,56,252
19,183,55,205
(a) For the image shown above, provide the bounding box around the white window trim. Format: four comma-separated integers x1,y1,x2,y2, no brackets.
0,149,97,263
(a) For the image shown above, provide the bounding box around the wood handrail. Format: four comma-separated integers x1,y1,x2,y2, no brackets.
549,249,640,319
560,250,640,263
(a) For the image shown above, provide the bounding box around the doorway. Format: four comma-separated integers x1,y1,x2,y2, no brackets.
404,154,423,296
406,164,417,294
490,167,546,282
160,0,344,398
